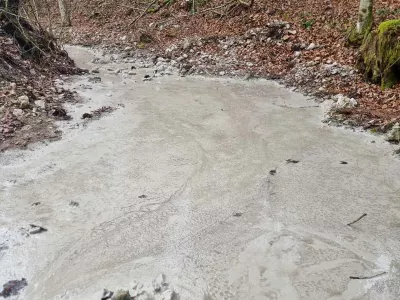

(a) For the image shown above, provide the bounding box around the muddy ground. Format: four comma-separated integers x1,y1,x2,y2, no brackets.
1,46,400,300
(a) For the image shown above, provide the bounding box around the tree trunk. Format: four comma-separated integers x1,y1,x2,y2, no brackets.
347,0,373,45
58,0,71,26
356,0,373,34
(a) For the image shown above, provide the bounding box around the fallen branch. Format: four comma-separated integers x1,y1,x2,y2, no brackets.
347,213,367,226
350,271,387,280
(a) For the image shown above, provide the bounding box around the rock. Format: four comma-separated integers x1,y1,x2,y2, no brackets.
160,288,177,300
386,123,400,143
18,95,30,109
157,57,166,63
124,46,133,51
333,94,357,109
34,100,46,109
153,274,166,292
89,77,102,83
307,43,316,50
101,289,113,300
82,113,93,119
246,62,254,67
136,291,151,300
112,290,130,300
143,75,152,81
128,71,137,75
10,82,16,92
282,35,290,41
54,79,64,86
29,224,47,235
156,64,167,73
219,71,226,76
288,30,297,35
182,39,191,50
330,68,339,75
164,67,174,75
13,109,23,117
165,44,178,53
93,58,109,65
294,51,301,57
243,73,254,80
51,107,70,119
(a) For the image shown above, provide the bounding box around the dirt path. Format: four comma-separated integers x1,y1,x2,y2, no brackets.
1,46,400,300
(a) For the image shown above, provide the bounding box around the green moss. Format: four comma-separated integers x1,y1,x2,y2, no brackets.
359,19,400,89
347,26,364,46
378,19,400,32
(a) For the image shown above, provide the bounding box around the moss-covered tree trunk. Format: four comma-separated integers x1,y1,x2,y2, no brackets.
359,20,400,89
347,0,373,45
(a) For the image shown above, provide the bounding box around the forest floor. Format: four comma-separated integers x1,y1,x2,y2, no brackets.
0,29,82,151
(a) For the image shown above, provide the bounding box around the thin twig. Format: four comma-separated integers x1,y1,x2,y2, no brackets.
128,0,157,26
154,0,237,26
119,5,146,12
195,0,236,15
350,271,387,280
347,213,367,226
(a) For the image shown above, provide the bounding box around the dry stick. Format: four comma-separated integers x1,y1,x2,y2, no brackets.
155,0,236,27
194,0,236,15
347,213,367,226
30,0,39,21
238,0,254,7
350,272,387,280
119,4,146,11
128,0,157,26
